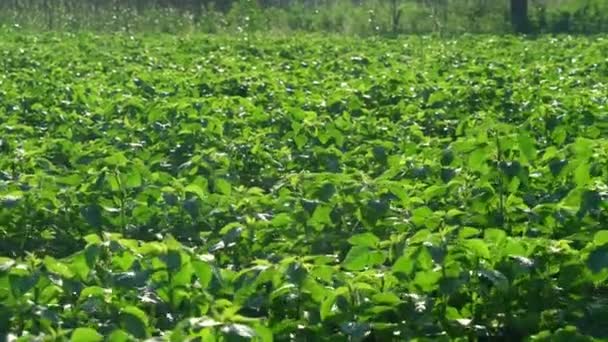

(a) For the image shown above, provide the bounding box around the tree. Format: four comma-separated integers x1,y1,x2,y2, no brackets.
390,0,402,34
510,0,528,33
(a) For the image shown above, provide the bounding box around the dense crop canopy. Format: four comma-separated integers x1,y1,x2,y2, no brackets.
0,32,607,340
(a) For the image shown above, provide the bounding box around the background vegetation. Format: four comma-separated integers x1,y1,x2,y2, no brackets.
1,0,608,35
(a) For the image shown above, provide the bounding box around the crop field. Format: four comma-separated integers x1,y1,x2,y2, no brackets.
1,32,607,340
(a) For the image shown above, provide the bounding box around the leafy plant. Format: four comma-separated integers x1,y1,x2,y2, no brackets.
0,32,607,340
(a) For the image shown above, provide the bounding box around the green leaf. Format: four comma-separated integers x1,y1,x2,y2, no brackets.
368,250,386,267
347,232,380,248
423,185,446,201
44,256,74,279
468,147,488,172
270,283,297,301
79,286,108,300
458,227,480,239
192,260,213,289
83,234,102,245
214,178,231,195
484,228,507,245
9,273,37,298
503,239,527,257
428,90,448,105
70,253,91,280
372,292,401,305
184,183,206,199
71,328,103,342
574,162,590,187
108,173,121,192
125,170,142,188
172,262,194,287
464,239,490,259
120,306,149,339
252,324,273,342
66,244,99,280
294,134,307,149
411,206,433,227
392,255,414,275
57,174,83,186
270,213,291,227
85,244,101,267
105,152,129,167
572,137,593,159
413,270,441,292
517,132,537,164
309,204,333,230
342,246,369,271
594,231,608,246
320,293,338,321
107,329,130,342
552,325,594,341
343,246,370,271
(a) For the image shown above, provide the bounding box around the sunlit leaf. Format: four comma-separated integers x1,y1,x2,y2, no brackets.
71,328,103,342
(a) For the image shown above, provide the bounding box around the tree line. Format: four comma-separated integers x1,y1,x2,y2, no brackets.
1,0,606,34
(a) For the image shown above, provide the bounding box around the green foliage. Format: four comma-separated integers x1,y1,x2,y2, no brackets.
1,32,607,340
0,0,607,34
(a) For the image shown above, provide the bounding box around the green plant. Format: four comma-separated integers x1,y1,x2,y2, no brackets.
1,31,607,340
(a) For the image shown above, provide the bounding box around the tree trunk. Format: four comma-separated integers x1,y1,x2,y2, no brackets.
510,0,528,33
44,0,54,30
390,0,402,34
